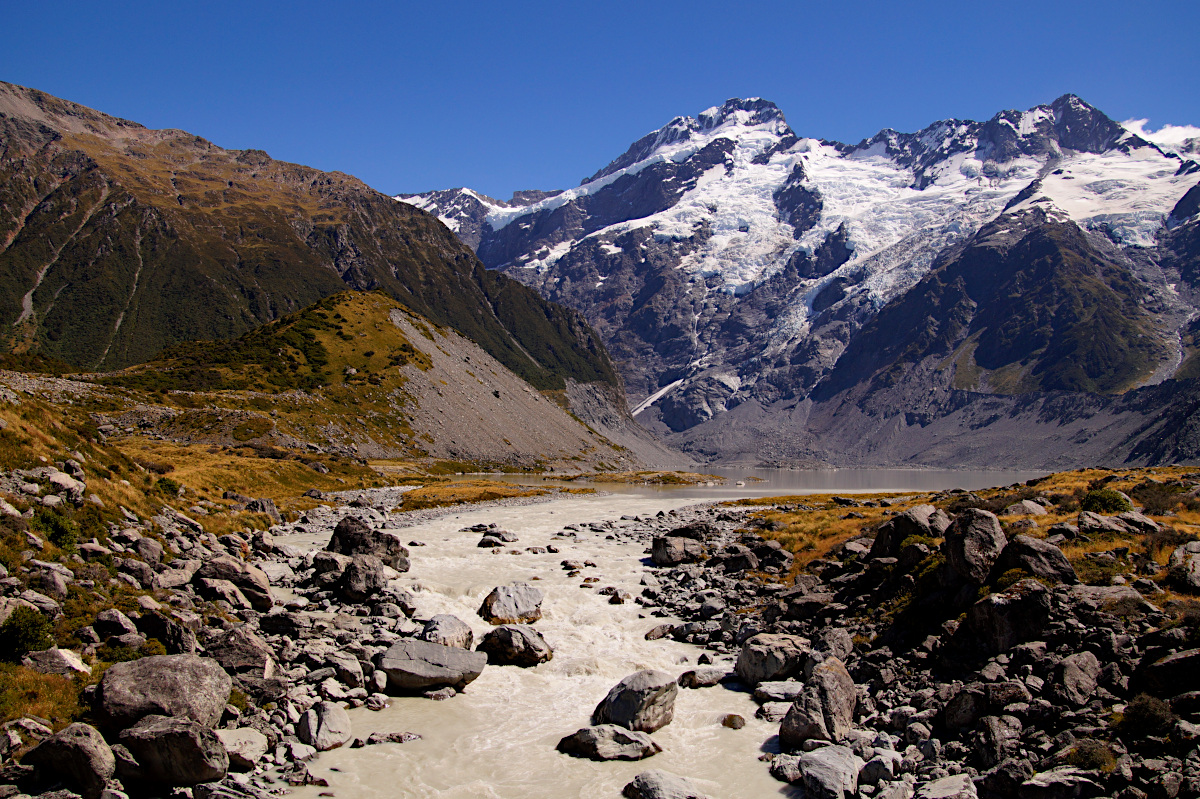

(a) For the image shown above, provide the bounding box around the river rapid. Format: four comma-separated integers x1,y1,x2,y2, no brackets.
280,470,1043,799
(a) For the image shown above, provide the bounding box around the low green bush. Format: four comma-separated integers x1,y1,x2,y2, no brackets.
1081,488,1133,514
0,606,53,661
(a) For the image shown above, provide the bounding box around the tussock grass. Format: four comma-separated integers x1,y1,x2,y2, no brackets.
0,664,86,730
397,480,552,511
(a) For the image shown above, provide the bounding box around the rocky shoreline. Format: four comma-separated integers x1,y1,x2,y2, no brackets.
2,476,1200,799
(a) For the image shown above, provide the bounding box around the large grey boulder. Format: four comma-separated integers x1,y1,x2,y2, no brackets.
205,627,277,678
869,504,950,559
476,624,553,666
622,769,711,799
1001,500,1047,517
376,638,487,691
790,745,863,799
1053,652,1101,707
478,583,544,624
779,657,857,750
194,555,273,611
1170,542,1200,591
22,647,91,676
419,614,475,649
593,670,678,733
990,535,1077,585
915,773,978,798
1141,647,1200,695
943,509,1007,584
556,724,662,761
951,579,1053,657
651,536,705,566
97,654,232,728
93,608,138,639
214,728,268,771
297,701,353,751
23,722,114,799
118,714,228,785
734,633,810,685
326,515,410,571
337,554,386,603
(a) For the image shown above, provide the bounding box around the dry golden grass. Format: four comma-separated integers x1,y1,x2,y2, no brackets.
0,664,85,730
397,480,553,511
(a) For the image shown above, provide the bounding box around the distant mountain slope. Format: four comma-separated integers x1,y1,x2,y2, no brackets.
403,95,1200,466
96,291,667,469
0,82,618,399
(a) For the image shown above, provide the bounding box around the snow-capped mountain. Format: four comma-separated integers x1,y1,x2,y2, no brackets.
399,96,1200,467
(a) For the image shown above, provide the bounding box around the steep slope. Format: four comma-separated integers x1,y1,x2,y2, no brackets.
96,291,658,469
0,82,619,400
404,95,1200,466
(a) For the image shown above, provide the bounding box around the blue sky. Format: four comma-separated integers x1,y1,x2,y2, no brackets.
5,1,1197,199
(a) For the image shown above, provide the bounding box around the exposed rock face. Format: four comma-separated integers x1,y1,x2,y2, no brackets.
419,614,475,650
296,701,353,751
734,633,809,685
556,724,662,761
117,714,229,785
478,583,544,624
23,722,115,799
96,654,232,729
475,624,553,666
943,509,1007,584
375,638,487,691
326,516,411,572
592,670,679,733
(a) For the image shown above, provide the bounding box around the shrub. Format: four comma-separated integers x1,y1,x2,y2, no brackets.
1081,488,1133,514
994,568,1033,591
1117,693,1176,737
0,606,53,661
155,477,181,496
1065,739,1116,772
30,508,78,551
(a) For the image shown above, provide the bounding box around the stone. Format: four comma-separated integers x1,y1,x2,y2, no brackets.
1077,511,1133,536
870,504,951,559
22,647,90,676
915,773,978,798
793,745,863,799
194,556,273,611
779,656,857,750
196,578,252,609
93,608,138,639
476,624,553,666
593,670,678,733
1053,652,1101,707
133,537,163,565
651,536,705,566
990,535,1077,586
96,654,232,728
296,701,352,751
326,515,410,571
1140,647,1200,696
133,611,197,656
556,725,662,761
754,681,806,702
327,651,365,688
1001,500,1048,517
376,638,487,692
478,583,543,624
214,727,268,771
1169,542,1200,591
206,627,277,678
622,769,711,799
735,633,810,685
337,554,386,603
975,715,1022,769
22,723,114,799
943,509,1007,584
118,714,228,785
244,498,281,524
419,614,474,649
678,667,727,688
951,579,1053,657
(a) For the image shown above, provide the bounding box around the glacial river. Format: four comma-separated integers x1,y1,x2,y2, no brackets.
282,469,1042,798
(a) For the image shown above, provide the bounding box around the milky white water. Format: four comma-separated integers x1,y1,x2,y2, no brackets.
280,492,797,799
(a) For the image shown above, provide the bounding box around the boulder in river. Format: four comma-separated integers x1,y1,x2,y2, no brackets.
297,701,353,751
419,614,475,649
592,670,678,733
376,638,487,692
622,769,711,799
97,654,231,728
326,515,410,571
476,624,553,666
337,553,387,603
651,536,705,566
478,583,544,624
557,724,662,761
734,633,809,685
778,657,857,749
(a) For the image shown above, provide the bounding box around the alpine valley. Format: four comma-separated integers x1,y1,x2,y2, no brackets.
404,95,1200,469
